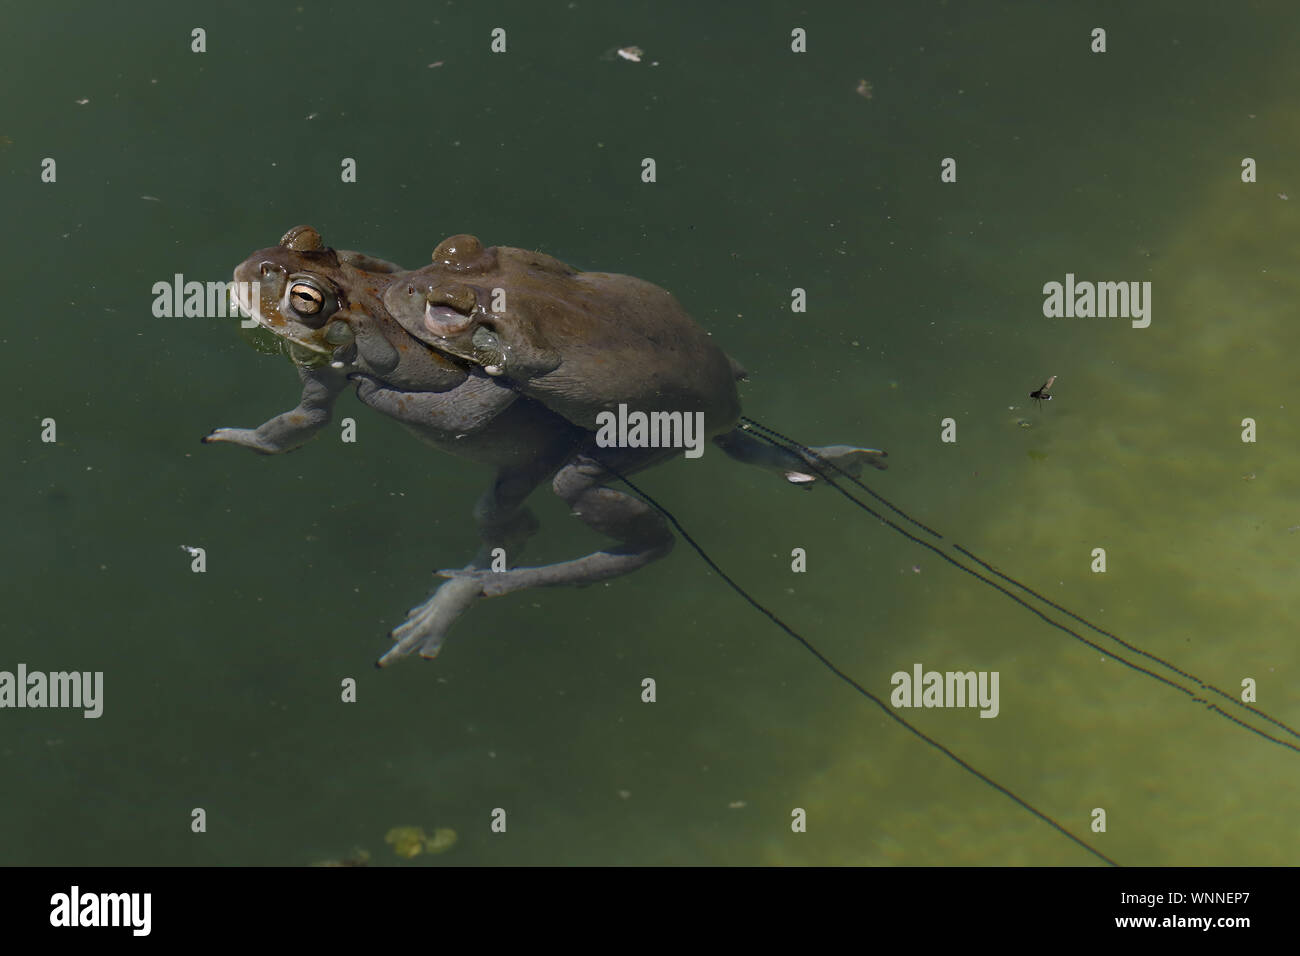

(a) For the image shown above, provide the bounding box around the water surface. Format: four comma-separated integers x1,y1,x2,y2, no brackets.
3,0,1298,865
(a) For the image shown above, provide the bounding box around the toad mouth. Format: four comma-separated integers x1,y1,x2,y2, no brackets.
424,302,474,336
230,282,260,326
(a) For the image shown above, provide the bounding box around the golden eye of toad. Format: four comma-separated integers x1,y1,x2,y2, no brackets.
290,283,323,314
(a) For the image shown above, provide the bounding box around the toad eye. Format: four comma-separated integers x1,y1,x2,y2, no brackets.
283,276,338,328
289,282,325,315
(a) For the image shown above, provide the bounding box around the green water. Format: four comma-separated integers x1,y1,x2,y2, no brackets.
3,0,1298,865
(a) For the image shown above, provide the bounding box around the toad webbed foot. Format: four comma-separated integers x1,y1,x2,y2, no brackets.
796,444,888,480
712,427,887,486
376,452,569,665
379,571,486,664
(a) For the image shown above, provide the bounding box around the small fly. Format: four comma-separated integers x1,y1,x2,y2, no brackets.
1030,375,1057,409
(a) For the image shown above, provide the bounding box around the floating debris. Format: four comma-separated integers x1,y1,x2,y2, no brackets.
313,848,371,867
855,79,873,99
75,97,90,106
617,45,644,63
427,61,445,69
384,825,458,858
426,828,458,853
385,826,426,858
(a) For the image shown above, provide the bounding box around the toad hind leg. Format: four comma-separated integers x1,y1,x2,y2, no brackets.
712,427,887,486
379,448,568,665
439,447,676,599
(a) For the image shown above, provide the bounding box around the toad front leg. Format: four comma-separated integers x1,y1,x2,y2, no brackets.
349,370,518,436
205,366,518,455
203,365,349,454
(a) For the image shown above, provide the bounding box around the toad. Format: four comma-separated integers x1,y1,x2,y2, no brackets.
207,227,886,663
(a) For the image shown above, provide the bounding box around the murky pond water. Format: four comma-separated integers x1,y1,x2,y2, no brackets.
3,0,1297,865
